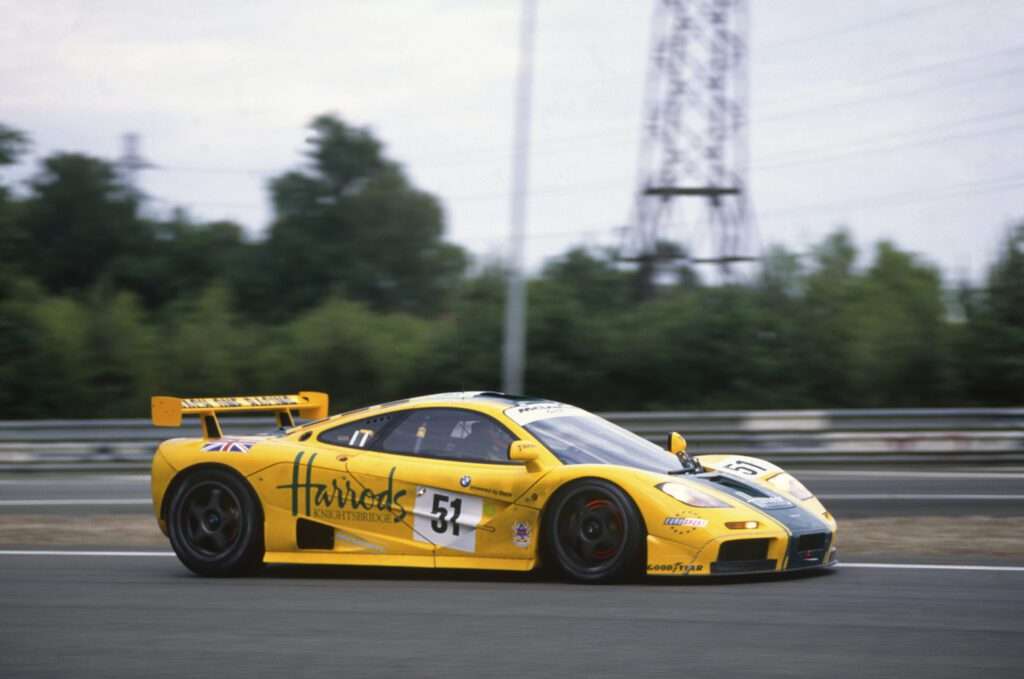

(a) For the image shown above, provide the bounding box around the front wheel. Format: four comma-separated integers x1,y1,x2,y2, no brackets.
167,468,264,577
542,479,645,583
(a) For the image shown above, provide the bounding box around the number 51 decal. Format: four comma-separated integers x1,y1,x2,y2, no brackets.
414,487,483,553
717,456,781,478
431,494,463,535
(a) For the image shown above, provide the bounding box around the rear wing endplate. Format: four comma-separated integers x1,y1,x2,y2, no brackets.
151,392,329,439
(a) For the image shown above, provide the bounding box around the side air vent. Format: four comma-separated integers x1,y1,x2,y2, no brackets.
296,518,334,550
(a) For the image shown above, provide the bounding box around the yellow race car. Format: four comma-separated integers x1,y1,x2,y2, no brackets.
150,391,837,582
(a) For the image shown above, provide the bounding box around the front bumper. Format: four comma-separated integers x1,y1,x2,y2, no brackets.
648,531,838,576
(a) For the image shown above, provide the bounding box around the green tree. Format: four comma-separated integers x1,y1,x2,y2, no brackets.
849,242,951,405
267,298,437,409
82,288,156,417
248,114,466,320
20,153,147,294
0,123,30,282
792,230,864,406
159,285,243,398
960,224,1024,404
0,280,90,417
129,213,249,309
0,123,28,168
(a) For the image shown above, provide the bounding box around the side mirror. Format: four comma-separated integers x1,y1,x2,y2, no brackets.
509,440,544,473
668,432,687,455
667,431,701,474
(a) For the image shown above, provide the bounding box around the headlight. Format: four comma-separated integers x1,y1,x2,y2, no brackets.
767,472,814,501
658,482,731,508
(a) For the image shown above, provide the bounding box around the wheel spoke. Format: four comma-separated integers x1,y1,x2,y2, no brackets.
185,517,203,543
567,494,590,518
208,528,228,552
594,533,619,553
188,503,206,526
578,536,598,561
590,505,620,527
220,512,240,534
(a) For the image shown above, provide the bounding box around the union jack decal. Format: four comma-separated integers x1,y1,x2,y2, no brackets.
202,439,257,453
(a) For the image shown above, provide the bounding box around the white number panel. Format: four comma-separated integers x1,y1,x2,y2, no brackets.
711,456,782,479
413,487,483,553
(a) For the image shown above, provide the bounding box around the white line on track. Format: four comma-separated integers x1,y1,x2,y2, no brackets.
799,470,1024,479
818,494,1024,500
842,562,1024,573
0,476,150,485
0,550,173,557
0,499,151,506
0,551,1021,573
820,493,1024,500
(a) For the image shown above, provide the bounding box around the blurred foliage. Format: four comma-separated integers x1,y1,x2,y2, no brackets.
0,116,1021,418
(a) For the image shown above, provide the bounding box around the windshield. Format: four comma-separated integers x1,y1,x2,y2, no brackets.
523,413,678,474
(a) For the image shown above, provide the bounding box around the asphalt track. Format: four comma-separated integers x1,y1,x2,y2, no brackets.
2,471,1023,677
0,553,1022,677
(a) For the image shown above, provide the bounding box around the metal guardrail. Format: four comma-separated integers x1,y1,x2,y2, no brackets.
0,408,1022,471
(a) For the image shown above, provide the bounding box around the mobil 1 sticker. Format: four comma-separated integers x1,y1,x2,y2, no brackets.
413,487,483,553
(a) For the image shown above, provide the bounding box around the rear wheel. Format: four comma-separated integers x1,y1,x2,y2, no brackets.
542,479,644,583
167,468,264,577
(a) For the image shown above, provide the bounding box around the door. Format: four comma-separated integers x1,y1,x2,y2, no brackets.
263,411,434,557
345,407,544,563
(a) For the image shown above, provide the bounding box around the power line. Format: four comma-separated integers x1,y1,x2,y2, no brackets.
755,119,1024,171
758,43,1024,108
148,111,1024,213
470,174,1024,246
756,63,1024,124
565,1,1011,91
757,0,990,55
136,51,1024,181
757,172,1024,219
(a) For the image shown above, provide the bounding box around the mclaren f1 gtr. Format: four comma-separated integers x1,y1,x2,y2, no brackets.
150,391,838,582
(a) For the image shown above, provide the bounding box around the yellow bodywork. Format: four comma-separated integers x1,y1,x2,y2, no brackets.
150,393,837,576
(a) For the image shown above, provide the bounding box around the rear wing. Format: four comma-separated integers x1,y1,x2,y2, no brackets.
151,392,329,439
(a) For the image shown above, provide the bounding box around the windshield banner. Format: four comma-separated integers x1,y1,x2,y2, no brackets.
504,403,589,426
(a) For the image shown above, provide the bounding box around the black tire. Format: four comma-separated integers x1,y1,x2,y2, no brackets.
167,468,264,577
542,479,645,583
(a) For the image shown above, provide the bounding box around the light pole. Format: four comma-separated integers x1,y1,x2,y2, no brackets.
501,0,537,395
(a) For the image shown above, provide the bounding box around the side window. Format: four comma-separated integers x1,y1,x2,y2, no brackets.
380,408,515,462
318,413,396,449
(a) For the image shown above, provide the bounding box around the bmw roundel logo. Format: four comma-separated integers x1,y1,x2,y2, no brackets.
460,475,471,488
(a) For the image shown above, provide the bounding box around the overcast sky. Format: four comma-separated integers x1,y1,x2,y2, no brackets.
2,0,1022,282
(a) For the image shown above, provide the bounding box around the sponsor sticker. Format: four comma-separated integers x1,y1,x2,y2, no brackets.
663,511,708,535
334,530,385,553
647,563,703,574
749,495,791,509
512,521,532,548
183,396,300,409
277,453,408,522
734,490,793,509
504,403,588,426
664,517,708,528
